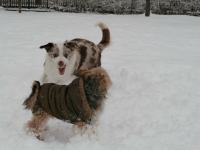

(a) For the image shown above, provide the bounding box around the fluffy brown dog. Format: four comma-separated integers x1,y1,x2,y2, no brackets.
23,67,112,140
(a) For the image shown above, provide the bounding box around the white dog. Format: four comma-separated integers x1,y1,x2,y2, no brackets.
40,22,110,85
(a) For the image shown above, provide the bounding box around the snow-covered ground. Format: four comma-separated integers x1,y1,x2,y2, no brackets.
0,10,200,150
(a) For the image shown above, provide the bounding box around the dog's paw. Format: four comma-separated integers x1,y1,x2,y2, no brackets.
75,68,104,81
85,125,99,139
25,127,44,140
72,121,87,135
24,123,48,141
74,69,88,78
72,124,87,135
72,121,99,140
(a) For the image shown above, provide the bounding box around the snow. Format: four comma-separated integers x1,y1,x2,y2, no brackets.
0,10,200,150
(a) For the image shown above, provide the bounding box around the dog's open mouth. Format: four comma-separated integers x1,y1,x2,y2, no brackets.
58,65,66,75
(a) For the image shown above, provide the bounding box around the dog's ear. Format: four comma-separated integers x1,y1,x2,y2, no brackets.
40,43,54,52
64,41,79,51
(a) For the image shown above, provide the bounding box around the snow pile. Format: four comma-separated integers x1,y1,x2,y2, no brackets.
0,6,4,11
0,11,200,150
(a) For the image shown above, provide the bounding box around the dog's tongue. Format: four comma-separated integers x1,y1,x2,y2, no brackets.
58,66,66,75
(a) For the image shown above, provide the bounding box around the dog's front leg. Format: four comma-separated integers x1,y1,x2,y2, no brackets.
63,75,77,85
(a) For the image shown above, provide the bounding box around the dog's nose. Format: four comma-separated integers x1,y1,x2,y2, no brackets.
58,61,64,66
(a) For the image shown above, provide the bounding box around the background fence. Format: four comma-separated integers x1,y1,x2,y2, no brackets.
2,0,48,8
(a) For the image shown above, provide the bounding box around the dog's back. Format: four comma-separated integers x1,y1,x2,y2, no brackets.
71,22,111,70
24,67,112,116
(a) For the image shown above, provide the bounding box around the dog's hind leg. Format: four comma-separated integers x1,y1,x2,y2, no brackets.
25,108,51,141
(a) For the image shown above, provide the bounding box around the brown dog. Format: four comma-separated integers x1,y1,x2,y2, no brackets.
23,67,112,140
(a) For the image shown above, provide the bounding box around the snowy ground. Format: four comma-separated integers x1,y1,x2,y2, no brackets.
0,10,200,150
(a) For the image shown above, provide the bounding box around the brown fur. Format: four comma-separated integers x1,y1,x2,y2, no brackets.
92,47,96,56
78,45,87,69
97,28,110,51
99,29,110,46
70,39,100,70
97,53,101,67
75,121,87,130
23,67,112,140
75,67,112,110
23,81,40,110
26,108,51,140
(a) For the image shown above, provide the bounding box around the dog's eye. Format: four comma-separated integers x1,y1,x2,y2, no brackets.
64,44,70,48
53,54,58,58
64,54,68,58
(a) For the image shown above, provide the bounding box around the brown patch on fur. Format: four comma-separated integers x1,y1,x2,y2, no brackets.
75,67,112,110
90,58,95,64
64,41,78,51
63,41,78,61
98,29,110,51
92,47,96,56
97,53,101,67
78,45,87,69
88,58,98,69
100,29,110,45
23,81,40,110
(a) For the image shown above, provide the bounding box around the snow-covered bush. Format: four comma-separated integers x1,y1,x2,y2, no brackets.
48,0,145,14
151,0,200,16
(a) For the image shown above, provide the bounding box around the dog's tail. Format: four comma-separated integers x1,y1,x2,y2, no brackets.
23,81,40,110
96,22,111,52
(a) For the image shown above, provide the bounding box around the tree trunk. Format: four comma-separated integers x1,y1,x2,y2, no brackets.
145,0,150,16
0,0,2,7
55,0,59,11
19,0,22,13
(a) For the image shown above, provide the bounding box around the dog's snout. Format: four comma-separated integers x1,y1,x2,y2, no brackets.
58,61,64,66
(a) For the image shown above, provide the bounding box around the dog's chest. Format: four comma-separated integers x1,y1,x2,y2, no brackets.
44,62,68,83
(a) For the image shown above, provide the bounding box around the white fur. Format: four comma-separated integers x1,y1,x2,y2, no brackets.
95,22,108,30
